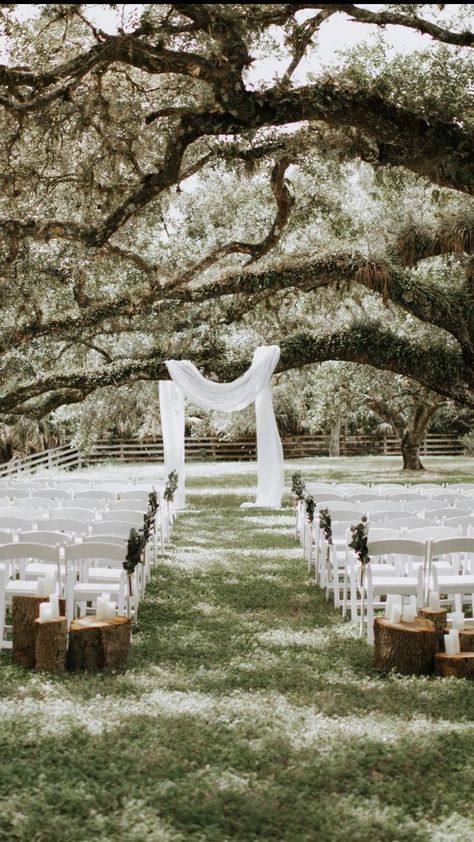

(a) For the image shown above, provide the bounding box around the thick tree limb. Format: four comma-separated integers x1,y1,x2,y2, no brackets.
310,4,474,49
171,156,295,287
3,322,473,418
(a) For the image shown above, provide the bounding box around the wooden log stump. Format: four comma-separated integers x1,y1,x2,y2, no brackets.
12,595,66,669
458,628,474,653
34,618,67,673
67,615,131,672
374,617,437,675
435,652,474,679
418,607,448,651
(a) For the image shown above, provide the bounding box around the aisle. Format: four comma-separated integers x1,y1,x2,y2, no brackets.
0,468,472,842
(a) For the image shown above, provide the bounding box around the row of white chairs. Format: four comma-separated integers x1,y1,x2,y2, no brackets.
0,477,177,649
296,484,474,643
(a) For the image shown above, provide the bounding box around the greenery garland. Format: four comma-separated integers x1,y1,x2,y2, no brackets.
164,470,179,503
348,518,370,568
305,494,316,523
319,507,333,545
124,527,145,575
291,471,306,502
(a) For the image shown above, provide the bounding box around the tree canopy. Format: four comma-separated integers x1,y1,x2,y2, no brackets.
0,3,473,424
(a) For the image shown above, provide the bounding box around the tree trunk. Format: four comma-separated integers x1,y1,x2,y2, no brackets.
400,431,425,471
329,420,341,457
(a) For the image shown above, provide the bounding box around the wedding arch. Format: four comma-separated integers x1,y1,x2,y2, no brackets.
159,346,284,508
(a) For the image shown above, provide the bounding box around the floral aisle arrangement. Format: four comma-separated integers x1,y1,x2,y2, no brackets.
291,471,306,503
123,487,161,618
349,518,370,635
164,470,179,504
319,507,333,584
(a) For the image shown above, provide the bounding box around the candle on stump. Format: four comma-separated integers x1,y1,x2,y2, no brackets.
43,574,56,596
451,612,465,630
36,578,46,597
390,605,402,624
402,606,416,623
106,601,116,619
49,593,60,620
444,629,460,655
39,602,53,622
429,591,441,609
96,593,111,620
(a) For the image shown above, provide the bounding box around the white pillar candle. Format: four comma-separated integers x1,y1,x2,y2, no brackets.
48,593,60,620
106,601,116,619
96,597,108,620
43,574,56,596
390,605,402,624
36,578,46,597
39,602,53,622
402,606,416,623
451,612,465,630
444,629,460,655
429,591,440,609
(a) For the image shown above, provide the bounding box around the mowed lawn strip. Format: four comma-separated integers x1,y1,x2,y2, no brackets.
0,458,473,841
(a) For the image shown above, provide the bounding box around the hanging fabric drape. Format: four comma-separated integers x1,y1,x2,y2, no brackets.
160,345,284,507
158,381,186,508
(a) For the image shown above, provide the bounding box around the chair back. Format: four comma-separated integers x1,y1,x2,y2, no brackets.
101,510,144,525
19,530,74,546
107,500,147,512
119,490,152,502
40,516,90,534
406,526,459,541
363,500,406,513
74,489,115,501
57,508,95,520
325,507,364,522
0,515,35,530
367,538,427,558
91,521,133,538
83,535,126,547
30,489,72,501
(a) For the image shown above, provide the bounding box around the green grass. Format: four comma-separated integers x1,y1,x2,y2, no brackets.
1,458,474,841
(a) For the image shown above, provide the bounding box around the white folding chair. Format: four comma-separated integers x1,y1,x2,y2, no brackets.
350,538,426,643
0,542,62,648
64,543,128,624
430,537,474,612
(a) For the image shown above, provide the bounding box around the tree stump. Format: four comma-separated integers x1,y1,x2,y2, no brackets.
34,618,67,673
458,628,474,653
435,652,474,679
12,595,66,669
67,615,131,672
374,617,437,675
418,607,447,651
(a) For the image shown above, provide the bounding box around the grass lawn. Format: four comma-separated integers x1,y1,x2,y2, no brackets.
1,458,474,841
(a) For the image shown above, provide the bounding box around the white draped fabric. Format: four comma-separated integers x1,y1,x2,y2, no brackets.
158,380,186,508
160,345,284,508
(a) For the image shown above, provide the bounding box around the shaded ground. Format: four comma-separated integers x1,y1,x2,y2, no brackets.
0,459,473,841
